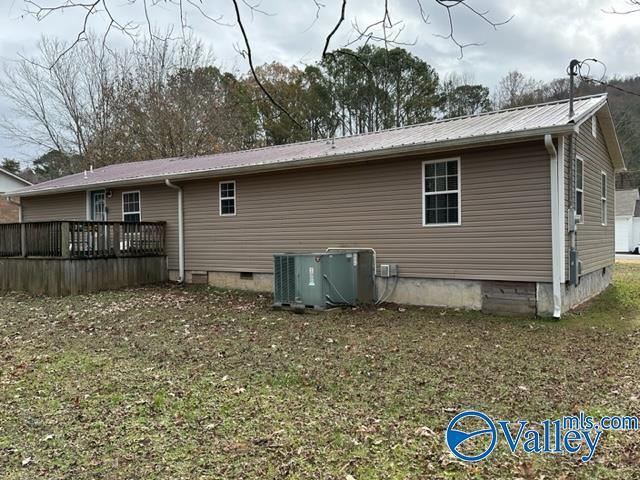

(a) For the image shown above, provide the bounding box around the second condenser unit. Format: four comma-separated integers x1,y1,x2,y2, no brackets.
273,250,375,310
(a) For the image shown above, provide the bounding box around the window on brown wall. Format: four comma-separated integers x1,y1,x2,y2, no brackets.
601,172,607,226
575,157,584,223
219,180,236,216
122,191,141,222
423,158,461,227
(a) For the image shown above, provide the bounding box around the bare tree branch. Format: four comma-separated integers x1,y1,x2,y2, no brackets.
19,0,512,131
433,0,513,59
322,0,346,58
603,0,640,14
230,0,302,128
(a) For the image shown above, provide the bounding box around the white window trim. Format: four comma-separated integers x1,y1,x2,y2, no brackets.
219,180,236,217
592,116,598,138
422,157,462,227
600,171,607,226
86,189,107,221
122,190,142,222
575,156,584,224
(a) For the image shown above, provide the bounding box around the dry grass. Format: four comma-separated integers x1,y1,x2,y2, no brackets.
1,264,639,479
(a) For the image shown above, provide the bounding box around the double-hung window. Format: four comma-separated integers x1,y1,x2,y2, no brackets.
89,190,107,221
219,181,236,216
575,157,584,223
122,191,141,222
601,172,607,226
423,158,460,226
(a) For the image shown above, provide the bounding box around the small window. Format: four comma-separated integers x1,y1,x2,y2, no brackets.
423,158,460,226
592,116,598,138
90,190,107,221
219,181,236,216
122,191,141,222
601,172,607,226
575,158,584,223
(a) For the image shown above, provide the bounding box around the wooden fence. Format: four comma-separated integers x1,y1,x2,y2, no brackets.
0,221,166,259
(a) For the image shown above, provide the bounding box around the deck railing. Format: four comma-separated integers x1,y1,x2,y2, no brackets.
0,221,166,259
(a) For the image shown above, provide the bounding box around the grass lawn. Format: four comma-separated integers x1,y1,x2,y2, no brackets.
1,264,640,479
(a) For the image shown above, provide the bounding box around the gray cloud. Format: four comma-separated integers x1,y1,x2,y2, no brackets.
0,0,638,164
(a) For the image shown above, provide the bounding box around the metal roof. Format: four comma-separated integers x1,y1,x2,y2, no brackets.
9,94,619,197
616,189,640,217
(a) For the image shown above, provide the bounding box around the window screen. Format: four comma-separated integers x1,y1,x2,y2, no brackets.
601,172,607,225
424,159,460,226
220,181,236,216
122,191,141,222
576,158,584,221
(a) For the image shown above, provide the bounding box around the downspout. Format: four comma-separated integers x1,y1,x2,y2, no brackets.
6,196,22,222
545,134,562,318
164,179,185,283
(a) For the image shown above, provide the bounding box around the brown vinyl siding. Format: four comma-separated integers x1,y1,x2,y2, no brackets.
577,116,615,273
21,187,179,269
180,141,552,282
104,185,179,270
19,141,554,282
574,116,615,276
562,115,616,280
22,191,86,221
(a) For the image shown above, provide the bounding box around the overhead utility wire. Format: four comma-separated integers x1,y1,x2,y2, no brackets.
572,58,640,99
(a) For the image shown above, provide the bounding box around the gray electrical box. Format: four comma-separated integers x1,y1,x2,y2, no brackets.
569,249,581,286
273,251,374,310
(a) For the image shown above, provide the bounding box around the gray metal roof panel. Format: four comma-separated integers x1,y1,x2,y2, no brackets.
10,94,607,196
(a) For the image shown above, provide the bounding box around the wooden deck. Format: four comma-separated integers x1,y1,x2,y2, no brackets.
0,221,167,295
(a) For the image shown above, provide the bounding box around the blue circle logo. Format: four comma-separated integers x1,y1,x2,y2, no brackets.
446,410,497,462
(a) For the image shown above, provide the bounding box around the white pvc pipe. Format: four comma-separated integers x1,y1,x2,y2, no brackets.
545,134,562,318
164,179,184,283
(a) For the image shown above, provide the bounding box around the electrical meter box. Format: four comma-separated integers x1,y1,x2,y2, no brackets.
273,250,374,310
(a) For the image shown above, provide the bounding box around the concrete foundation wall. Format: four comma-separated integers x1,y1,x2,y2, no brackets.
376,276,483,310
175,269,484,310
562,265,613,311
207,271,273,292
174,267,612,317
170,269,274,292
537,265,613,316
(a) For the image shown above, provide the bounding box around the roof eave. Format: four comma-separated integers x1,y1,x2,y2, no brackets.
10,125,575,198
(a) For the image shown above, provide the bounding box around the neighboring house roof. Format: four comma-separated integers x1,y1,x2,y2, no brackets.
0,167,32,194
9,94,625,197
616,189,640,217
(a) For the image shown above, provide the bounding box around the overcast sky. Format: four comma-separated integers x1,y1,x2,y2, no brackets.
0,0,638,165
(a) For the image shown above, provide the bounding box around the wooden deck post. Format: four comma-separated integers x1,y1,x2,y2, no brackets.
60,222,71,258
113,223,121,257
20,223,26,257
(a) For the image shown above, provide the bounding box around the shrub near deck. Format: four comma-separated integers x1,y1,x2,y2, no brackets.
1,264,639,479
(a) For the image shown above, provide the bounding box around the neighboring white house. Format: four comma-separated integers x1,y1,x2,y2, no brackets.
615,188,640,253
0,167,32,223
